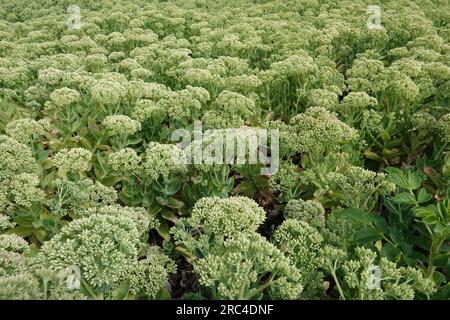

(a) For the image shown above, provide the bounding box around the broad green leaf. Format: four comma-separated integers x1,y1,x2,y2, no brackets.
388,226,404,245
381,243,401,261
112,280,130,300
156,219,171,241
370,215,388,233
391,192,417,205
340,208,371,225
385,167,409,189
417,188,432,204
355,227,383,243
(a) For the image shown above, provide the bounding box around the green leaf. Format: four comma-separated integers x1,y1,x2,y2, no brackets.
355,227,383,243
166,197,184,210
370,215,388,233
433,254,449,267
164,180,181,196
417,188,432,204
391,192,417,205
156,219,171,241
340,208,371,225
388,226,404,245
413,206,435,219
406,169,423,190
432,271,447,285
7,226,34,237
161,209,178,223
112,280,130,300
364,150,384,162
236,181,257,195
381,243,401,261
155,287,172,300
385,167,408,189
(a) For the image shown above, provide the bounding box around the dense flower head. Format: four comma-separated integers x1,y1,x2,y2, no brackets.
0,135,37,180
85,53,107,71
272,219,324,298
340,92,378,111
5,118,45,143
127,246,176,299
308,89,339,110
90,79,127,105
107,148,141,172
49,87,80,108
131,99,166,123
284,199,325,228
341,247,436,299
212,90,254,119
140,142,187,181
195,232,303,299
34,214,141,289
438,114,450,143
0,215,15,231
284,107,358,155
80,205,157,236
52,148,92,173
0,0,448,301
102,115,141,136
7,173,45,208
190,196,266,237
38,67,65,86
0,275,41,300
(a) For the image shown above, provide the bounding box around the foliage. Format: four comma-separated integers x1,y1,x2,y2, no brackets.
0,0,449,300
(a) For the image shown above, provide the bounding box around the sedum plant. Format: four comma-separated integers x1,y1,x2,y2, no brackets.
0,0,449,301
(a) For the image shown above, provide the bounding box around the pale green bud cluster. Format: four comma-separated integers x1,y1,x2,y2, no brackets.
195,233,303,299
190,196,266,237
5,118,45,143
50,87,81,107
52,148,92,173
284,199,325,228
272,219,324,298
131,99,166,123
102,115,141,136
285,107,358,155
34,214,141,289
127,246,176,299
90,79,127,105
140,142,187,181
107,148,141,172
